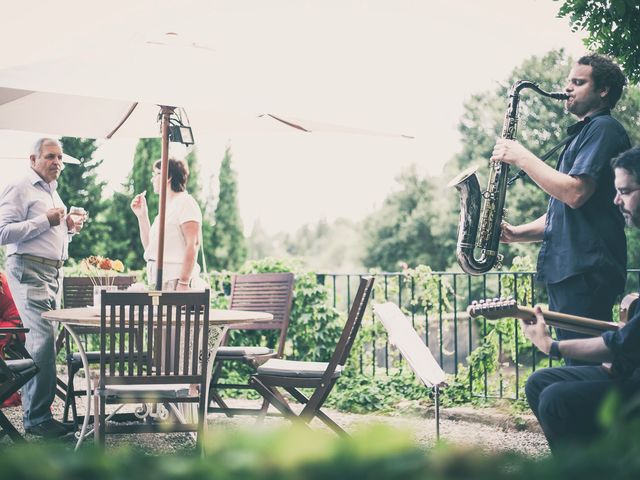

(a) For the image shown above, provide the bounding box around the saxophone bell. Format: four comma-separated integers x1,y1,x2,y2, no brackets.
449,165,499,275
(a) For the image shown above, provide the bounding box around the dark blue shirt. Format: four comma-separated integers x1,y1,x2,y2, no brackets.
603,301,640,378
536,110,630,286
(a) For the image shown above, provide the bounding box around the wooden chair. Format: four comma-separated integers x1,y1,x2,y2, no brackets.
373,302,447,439
0,327,38,443
94,290,210,450
250,276,374,436
208,272,295,416
60,275,137,424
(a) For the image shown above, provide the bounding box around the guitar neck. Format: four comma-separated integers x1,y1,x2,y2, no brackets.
514,306,618,336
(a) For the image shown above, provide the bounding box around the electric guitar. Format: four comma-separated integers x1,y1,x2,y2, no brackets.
466,294,639,336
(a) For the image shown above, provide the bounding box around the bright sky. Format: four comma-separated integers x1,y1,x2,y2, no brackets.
0,0,585,234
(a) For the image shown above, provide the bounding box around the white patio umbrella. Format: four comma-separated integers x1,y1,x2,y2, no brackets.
0,32,409,288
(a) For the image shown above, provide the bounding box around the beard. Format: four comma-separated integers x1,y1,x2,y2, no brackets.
621,205,640,228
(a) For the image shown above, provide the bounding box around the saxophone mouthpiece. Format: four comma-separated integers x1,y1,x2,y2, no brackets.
551,92,570,101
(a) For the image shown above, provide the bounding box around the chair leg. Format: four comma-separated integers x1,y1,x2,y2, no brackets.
208,361,236,417
95,394,106,449
285,387,348,437
435,386,440,441
208,390,234,418
0,411,25,443
250,377,300,421
63,360,77,423
197,397,206,457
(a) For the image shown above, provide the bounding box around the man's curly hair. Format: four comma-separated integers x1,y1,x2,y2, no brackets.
578,53,627,109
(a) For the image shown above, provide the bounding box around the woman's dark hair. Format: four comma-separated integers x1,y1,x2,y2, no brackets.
611,147,640,184
577,53,627,109
153,158,189,192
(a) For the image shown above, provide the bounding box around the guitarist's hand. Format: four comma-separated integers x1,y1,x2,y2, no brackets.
521,305,553,355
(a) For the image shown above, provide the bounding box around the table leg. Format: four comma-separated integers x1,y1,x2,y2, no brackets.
63,324,93,450
171,325,226,435
203,325,226,427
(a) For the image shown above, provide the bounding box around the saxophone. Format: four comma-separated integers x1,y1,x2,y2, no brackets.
449,80,569,275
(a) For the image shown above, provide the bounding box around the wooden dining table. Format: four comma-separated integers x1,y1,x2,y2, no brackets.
43,306,274,449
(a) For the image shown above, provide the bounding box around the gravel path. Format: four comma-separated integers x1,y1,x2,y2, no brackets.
1,394,550,457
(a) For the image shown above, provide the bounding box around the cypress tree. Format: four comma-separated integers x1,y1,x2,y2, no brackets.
205,146,246,271
58,137,109,260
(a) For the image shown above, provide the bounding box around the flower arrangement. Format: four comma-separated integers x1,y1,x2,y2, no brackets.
81,256,125,286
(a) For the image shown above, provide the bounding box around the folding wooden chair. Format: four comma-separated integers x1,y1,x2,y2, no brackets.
209,272,295,416
0,327,38,443
94,290,210,451
59,275,137,424
373,302,447,439
250,276,374,436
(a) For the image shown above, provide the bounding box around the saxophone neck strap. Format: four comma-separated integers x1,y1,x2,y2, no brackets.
507,132,578,186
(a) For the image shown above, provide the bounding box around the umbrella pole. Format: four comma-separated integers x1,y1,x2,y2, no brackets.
155,105,175,290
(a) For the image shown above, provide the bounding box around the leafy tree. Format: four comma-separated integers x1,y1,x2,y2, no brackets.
204,146,247,271
445,50,574,268
557,0,640,83
365,49,640,271
58,137,109,260
362,166,449,271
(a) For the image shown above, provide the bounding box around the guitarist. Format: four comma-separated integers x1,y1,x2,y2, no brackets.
523,146,640,452
495,54,630,365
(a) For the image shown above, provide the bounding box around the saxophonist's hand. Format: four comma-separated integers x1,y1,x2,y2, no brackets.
500,221,519,243
491,139,536,169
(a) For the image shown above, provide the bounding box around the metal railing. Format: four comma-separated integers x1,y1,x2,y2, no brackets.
316,270,640,400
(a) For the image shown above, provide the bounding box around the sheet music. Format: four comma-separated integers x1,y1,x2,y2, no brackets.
374,302,447,387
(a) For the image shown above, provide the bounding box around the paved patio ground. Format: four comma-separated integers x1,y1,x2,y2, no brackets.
1,394,549,457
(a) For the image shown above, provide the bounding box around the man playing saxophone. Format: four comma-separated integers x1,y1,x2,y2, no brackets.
494,54,630,365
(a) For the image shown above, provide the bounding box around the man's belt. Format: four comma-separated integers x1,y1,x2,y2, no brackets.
16,254,64,269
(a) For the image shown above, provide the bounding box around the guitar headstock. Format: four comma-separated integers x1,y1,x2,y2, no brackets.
467,297,520,320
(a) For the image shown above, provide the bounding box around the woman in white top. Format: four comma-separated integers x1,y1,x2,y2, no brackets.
130,158,203,291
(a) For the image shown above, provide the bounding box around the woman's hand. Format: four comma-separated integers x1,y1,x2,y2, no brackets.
130,191,148,218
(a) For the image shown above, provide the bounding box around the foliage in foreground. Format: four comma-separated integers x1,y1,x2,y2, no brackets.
3,420,640,479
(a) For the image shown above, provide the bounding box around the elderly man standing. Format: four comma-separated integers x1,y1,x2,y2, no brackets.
0,138,85,438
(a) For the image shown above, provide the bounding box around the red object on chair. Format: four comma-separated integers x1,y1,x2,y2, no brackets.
0,272,25,408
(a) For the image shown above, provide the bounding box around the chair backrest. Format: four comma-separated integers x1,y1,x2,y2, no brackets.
63,275,137,308
297,277,374,416
228,272,295,354
323,277,375,376
99,290,210,388
373,302,447,388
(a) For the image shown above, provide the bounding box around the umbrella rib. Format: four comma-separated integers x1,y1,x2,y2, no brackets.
261,113,311,132
106,102,139,139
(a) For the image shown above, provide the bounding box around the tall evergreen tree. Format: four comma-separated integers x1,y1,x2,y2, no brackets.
102,138,160,270
185,148,202,205
205,146,247,271
58,137,109,260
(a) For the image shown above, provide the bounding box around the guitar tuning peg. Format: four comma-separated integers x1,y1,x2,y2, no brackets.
479,299,485,305
493,297,499,304
471,300,478,306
